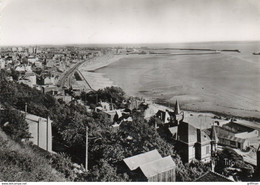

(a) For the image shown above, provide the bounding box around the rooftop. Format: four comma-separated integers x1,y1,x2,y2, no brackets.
139,156,176,178
194,171,233,182
223,122,255,133
123,149,162,171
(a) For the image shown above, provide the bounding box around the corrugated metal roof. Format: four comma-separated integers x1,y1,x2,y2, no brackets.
123,149,162,171
139,156,175,178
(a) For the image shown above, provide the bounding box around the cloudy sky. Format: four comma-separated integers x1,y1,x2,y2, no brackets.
0,0,260,45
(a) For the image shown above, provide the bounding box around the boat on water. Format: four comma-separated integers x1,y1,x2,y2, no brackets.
252,52,260,55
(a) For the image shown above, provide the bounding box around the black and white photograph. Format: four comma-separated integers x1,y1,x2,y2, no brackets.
0,0,260,183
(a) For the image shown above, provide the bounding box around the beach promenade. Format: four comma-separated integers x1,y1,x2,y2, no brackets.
77,53,128,91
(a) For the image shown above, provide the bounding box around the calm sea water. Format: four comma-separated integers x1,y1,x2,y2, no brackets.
96,41,260,118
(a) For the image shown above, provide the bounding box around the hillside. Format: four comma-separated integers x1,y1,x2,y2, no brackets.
0,129,66,181
0,69,210,181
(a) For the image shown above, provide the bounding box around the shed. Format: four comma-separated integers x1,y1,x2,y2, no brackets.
123,150,176,182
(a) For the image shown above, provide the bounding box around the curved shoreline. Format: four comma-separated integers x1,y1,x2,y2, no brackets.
77,53,260,123
77,54,130,91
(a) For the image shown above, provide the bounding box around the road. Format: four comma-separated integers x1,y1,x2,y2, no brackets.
56,60,87,88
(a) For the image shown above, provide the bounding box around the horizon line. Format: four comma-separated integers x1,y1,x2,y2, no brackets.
1,40,260,48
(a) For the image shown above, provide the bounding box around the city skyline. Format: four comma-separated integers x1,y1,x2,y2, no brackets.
0,0,260,46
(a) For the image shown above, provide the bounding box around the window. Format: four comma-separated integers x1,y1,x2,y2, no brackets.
230,141,236,146
206,146,210,154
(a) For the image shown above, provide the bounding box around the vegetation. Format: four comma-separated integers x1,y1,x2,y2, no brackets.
0,129,66,181
214,147,254,181
0,106,30,141
80,86,126,108
0,69,210,181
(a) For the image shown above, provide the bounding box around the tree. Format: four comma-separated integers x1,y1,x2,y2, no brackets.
80,86,126,108
215,147,254,181
0,106,30,141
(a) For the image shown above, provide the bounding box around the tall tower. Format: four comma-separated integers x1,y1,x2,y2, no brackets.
210,125,219,153
174,100,184,125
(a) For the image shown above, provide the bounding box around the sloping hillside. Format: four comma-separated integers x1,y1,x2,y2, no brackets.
0,129,66,182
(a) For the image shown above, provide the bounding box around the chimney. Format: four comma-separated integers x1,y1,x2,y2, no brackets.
211,159,215,172
25,103,28,113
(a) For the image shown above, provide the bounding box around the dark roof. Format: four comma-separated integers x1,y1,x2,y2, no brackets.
194,171,233,182
174,100,180,114
210,126,247,144
223,122,255,133
197,129,211,144
218,134,246,143
178,122,197,144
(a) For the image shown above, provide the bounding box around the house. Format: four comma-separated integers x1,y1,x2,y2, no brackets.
0,59,5,69
177,121,212,163
24,112,52,152
24,72,37,86
123,150,176,182
28,56,38,64
211,126,250,150
256,145,260,178
155,100,184,126
156,101,212,163
41,85,59,95
46,60,55,68
194,171,233,182
44,76,56,85
222,122,259,139
156,110,172,124
15,65,26,73
104,109,130,123
128,98,143,110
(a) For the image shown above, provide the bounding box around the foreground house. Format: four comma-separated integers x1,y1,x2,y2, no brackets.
123,149,176,182
24,112,52,152
177,121,212,163
164,101,212,163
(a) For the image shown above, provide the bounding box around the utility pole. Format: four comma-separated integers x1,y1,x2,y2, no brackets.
85,126,88,171
96,94,98,105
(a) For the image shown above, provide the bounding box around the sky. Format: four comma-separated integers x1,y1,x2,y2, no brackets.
0,0,260,46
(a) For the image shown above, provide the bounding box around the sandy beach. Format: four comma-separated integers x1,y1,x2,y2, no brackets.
96,52,260,120
78,53,129,90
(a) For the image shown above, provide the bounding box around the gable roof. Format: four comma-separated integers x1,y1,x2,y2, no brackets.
222,122,255,133
123,149,162,171
139,156,176,178
194,171,233,182
218,134,246,143
197,129,211,144
178,122,197,144
174,100,180,114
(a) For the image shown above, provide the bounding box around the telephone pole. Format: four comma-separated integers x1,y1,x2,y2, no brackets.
85,126,88,171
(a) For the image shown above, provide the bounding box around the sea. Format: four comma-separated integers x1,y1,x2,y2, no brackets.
95,41,260,119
